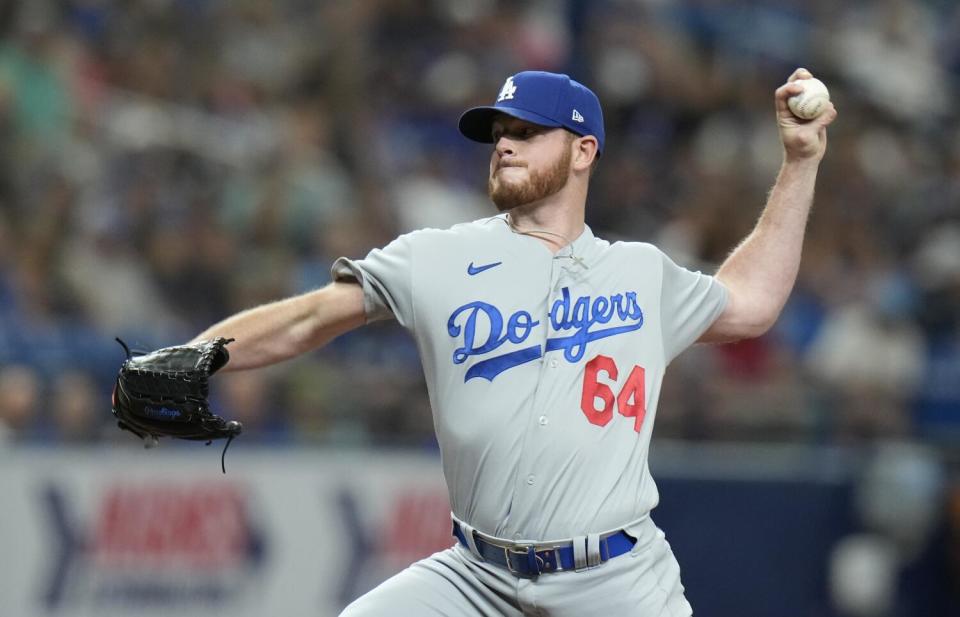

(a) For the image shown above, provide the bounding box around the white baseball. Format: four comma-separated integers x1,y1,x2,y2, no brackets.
787,77,830,120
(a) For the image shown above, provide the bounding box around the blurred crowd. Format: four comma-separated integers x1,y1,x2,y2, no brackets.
0,0,958,454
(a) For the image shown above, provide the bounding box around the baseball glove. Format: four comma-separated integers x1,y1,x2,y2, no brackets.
111,337,242,472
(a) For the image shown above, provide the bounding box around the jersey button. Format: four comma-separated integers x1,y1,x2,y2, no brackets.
538,415,548,426
526,475,535,485
549,358,559,368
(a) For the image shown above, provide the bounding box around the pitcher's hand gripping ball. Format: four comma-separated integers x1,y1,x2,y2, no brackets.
788,77,830,120
111,337,242,472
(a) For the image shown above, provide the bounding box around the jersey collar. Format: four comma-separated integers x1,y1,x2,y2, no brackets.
490,213,596,255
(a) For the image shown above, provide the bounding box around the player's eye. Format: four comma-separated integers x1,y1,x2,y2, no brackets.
519,126,544,140
492,125,539,143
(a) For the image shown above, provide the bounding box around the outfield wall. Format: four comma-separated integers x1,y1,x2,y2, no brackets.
0,444,952,617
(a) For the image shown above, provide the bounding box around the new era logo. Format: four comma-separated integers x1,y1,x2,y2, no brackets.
572,109,584,123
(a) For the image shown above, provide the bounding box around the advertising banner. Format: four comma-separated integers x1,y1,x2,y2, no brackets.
0,449,450,617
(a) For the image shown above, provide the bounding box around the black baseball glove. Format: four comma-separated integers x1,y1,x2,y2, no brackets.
111,337,242,472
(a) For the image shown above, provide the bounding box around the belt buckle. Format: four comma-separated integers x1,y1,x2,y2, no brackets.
504,544,543,577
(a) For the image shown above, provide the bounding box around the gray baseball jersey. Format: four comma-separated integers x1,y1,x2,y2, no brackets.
332,213,726,544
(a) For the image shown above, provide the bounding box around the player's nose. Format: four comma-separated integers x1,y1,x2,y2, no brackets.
495,136,517,157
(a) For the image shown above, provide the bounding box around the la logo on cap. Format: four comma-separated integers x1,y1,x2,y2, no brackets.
497,76,517,102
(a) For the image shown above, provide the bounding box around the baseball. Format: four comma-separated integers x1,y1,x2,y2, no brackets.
788,77,830,120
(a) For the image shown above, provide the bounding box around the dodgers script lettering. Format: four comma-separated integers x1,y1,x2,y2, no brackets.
447,287,644,381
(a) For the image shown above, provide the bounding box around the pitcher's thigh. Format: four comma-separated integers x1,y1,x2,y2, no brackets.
339,547,522,617
537,535,692,617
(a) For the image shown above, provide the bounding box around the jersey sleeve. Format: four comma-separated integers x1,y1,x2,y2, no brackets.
330,233,416,328
659,250,728,362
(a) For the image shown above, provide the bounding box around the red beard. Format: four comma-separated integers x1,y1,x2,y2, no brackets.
488,145,572,211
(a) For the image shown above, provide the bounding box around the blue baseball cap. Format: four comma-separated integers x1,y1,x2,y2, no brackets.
459,71,605,154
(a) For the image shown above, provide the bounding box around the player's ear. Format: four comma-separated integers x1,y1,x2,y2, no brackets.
572,135,599,173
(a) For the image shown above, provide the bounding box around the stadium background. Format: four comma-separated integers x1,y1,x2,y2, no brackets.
0,0,958,616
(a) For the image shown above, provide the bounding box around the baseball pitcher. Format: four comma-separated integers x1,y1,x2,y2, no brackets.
147,68,836,615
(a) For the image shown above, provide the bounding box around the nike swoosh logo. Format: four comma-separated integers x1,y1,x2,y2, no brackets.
467,261,502,276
